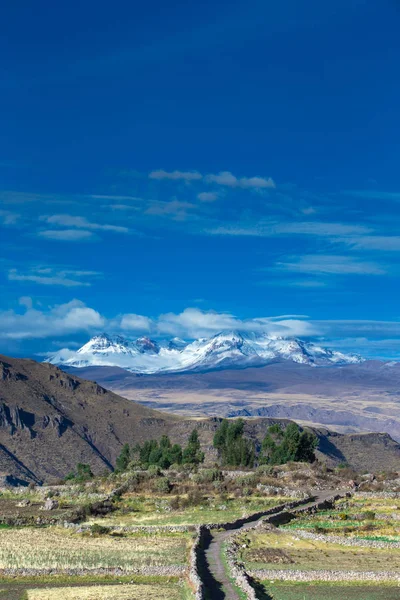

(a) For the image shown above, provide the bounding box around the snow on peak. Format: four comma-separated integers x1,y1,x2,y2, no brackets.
45,330,364,374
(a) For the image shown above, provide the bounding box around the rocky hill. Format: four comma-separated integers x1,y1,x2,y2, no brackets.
1,354,400,483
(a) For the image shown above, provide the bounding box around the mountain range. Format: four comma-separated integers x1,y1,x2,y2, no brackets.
46,331,364,374
45,332,400,444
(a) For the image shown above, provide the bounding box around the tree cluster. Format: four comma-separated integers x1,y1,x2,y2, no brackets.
212,419,318,468
213,419,255,467
65,462,93,482
115,429,204,472
260,422,318,465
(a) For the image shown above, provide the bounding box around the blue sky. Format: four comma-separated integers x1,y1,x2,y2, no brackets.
1,0,400,359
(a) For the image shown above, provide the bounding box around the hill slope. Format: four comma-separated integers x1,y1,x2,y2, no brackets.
1,355,400,482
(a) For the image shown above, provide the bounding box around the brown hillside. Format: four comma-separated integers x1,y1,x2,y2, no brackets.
1,355,400,482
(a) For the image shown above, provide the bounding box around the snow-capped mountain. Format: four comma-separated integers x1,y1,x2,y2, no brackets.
45,331,364,374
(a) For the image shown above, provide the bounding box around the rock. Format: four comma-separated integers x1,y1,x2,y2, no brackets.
43,498,59,510
17,498,31,507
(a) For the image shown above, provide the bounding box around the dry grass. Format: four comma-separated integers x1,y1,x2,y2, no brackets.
241,530,400,572
0,527,190,571
86,495,288,527
26,583,182,599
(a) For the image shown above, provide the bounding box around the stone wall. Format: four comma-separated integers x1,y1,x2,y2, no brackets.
250,568,400,583
224,493,345,599
290,528,400,550
188,526,207,600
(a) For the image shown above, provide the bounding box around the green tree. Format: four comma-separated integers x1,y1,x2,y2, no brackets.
140,439,158,464
168,443,183,465
295,431,318,462
183,429,205,465
115,443,131,472
213,419,229,450
261,423,317,465
213,419,255,467
65,463,93,482
160,435,172,451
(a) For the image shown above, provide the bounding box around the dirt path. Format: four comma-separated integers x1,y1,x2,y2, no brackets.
199,490,346,600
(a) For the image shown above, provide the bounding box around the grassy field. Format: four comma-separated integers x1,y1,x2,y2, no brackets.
25,583,186,600
281,493,400,542
259,581,400,600
240,530,400,572
0,527,192,571
0,577,193,600
86,494,289,527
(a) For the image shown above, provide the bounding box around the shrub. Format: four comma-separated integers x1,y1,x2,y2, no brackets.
155,478,172,494
184,489,203,507
115,443,131,473
338,512,348,520
148,464,162,477
256,464,273,475
90,524,110,536
170,496,180,510
363,511,376,521
193,468,223,484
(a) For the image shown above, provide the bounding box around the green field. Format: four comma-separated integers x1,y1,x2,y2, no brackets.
281,493,400,542
260,581,400,600
86,494,288,527
241,529,400,572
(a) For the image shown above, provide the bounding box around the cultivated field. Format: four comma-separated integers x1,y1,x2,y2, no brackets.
0,527,191,572
242,529,400,572
25,582,186,600
282,492,400,542
87,494,289,527
258,581,400,600
239,493,400,599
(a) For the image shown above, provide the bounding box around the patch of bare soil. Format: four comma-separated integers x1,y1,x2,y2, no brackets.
247,548,294,565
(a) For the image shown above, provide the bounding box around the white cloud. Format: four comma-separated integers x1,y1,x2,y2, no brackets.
275,254,386,276
0,300,104,340
197,191,219,202
148,169,276,190
274,222,371,236
207,225,267,236
19,296,33,309
0,209,19,225
8,268,100,287
149,170,202,181
205,171,276,189
207,221,371,237
337,236,400,251
89,194,143,201
41,214,129,233
38,229,96,241
145,199,196,221
4,300,400,360
107,204,140,211
156,307,316,338
119,313,153,331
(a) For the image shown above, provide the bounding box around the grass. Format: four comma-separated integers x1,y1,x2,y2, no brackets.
0,576,193,600
86,495,288,527
220,541,247,600
259,580,400,600
281,494,400,542
25,583,186,600
0,527,192,571
240,530,400,572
